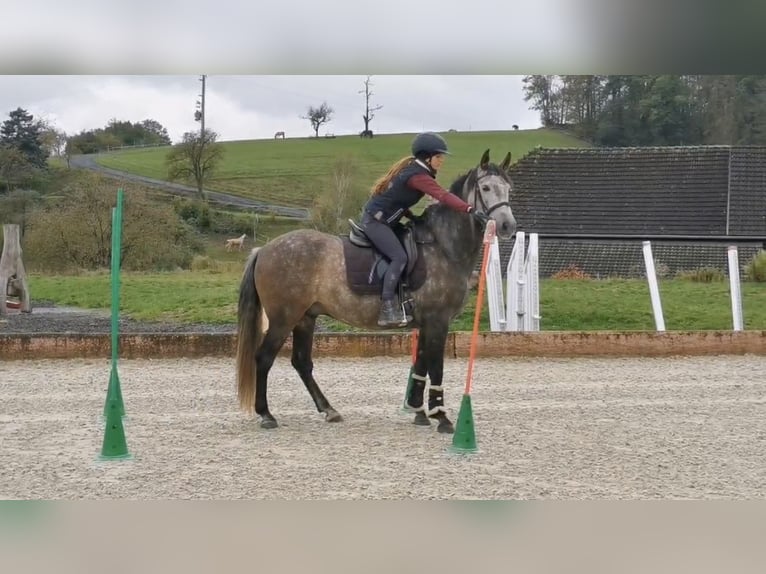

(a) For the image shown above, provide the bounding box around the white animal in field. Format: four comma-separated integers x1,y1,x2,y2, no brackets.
225,234,247,251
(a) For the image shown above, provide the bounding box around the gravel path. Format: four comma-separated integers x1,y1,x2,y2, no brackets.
2,355,765,499
1,304,236,335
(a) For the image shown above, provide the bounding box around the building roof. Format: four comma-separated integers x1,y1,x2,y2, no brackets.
488,145,766,278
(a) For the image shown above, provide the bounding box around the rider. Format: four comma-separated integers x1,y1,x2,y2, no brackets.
361,131,490,327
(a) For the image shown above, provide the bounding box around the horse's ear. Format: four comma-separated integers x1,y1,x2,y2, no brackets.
500,151,512,172
480,149,490,169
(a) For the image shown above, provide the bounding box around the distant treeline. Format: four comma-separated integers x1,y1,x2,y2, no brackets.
523,75,766,147
67,118,172,154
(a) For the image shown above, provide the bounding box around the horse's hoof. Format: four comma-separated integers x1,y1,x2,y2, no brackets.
260,417,278,429
413,412,431,426
437,419,455,434
324,409,343,423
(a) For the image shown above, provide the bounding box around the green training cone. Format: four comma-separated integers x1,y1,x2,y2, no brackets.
99,398,131,460
103,364,125,418
450,394,478,453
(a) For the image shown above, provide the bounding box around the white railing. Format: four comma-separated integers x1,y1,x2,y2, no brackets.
486,231,540,332
486,235,747,333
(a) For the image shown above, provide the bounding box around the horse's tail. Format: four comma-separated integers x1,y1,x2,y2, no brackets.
236,248,264,413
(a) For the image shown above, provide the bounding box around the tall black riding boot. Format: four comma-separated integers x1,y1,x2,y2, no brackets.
377,298,407,327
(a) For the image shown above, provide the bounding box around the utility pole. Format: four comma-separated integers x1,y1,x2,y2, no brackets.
195,74,206,138
199,74,206,138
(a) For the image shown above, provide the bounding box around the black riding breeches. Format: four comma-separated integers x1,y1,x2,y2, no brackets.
361,212,407,301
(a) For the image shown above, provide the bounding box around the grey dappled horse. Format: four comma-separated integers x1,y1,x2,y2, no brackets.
236,149,517,434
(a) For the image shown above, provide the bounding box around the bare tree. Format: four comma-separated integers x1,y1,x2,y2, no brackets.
301,102,334,138
63,138,80,169
165,129,225,200
359,75,383,137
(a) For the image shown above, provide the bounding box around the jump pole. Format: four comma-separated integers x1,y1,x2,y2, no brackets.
99,188,130,460
450,220,496,454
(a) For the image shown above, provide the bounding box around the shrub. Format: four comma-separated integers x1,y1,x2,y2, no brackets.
744,250,766,282
675,267,725,282
551,264,592,280
310,155,368,235
173,197,211,230
22,171,203,272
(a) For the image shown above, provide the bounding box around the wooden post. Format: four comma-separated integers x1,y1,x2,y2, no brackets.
0,224,31,314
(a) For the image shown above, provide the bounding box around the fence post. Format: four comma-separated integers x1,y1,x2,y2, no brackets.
485,233,506,331
728,245,744,331
642,241,666,332
524,233,540,331
505,231,525,331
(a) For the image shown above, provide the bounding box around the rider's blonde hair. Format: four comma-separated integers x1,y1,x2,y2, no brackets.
370,156,414,196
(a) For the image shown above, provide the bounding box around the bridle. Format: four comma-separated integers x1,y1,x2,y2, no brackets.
467,170,512,217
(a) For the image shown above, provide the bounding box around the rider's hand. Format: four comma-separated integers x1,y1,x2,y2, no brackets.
468,207,490,226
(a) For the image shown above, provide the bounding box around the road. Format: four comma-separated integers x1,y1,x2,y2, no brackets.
68,154,310,219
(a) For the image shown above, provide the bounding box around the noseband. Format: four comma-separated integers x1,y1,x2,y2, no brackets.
467,171,512,217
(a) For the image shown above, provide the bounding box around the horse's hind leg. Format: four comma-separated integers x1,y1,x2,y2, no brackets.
407,336,431,427
291,314,342,423
255,323,292,429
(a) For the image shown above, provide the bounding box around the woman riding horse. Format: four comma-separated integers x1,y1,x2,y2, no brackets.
361,132,490,327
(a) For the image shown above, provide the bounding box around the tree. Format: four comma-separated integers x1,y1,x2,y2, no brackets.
310,155,368,234
0,145,37,192
139,119,172,145
301,102,334,138
0,188,42,237
67,118,173,154
165,129,225,200
39,125,68,159
0,108,47,168
522,76,557,126
359,76,383,136
22,171,202,271
63,138,80,169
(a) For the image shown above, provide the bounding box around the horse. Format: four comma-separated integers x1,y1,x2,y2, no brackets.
235,149,517,434
274,131,285,139
225,234,247,251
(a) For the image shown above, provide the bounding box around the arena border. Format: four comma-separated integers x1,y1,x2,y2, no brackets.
1,330,765,361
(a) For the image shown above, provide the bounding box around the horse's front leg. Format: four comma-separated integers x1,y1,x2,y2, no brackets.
408,319,454,433
424,320,454,434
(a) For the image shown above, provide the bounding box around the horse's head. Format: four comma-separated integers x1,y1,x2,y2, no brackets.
464,149,517,240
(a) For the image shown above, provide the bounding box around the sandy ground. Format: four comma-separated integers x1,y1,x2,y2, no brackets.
1,354,765,499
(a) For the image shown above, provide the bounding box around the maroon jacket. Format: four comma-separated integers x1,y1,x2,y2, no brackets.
364,160,472,224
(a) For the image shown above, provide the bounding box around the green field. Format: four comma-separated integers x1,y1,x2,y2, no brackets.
27,272,766,332
95,129,589,208
59,128,766,334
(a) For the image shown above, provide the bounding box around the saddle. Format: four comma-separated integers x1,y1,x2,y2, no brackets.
342,218,429,302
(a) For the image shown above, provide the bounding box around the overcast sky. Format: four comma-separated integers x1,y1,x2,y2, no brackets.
0,75,542,143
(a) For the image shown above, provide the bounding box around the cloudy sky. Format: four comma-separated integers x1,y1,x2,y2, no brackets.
0,75,542,143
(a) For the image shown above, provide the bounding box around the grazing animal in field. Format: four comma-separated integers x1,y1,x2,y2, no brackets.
226,234,247,251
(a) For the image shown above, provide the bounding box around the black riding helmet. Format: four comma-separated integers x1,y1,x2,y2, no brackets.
411,132,450,159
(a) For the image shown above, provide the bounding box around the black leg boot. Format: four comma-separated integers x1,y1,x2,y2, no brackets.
377,299,407,327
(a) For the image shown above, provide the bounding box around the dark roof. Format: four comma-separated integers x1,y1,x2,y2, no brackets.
485,145,766,278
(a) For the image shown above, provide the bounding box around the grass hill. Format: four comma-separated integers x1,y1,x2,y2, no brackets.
94,128,590,208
